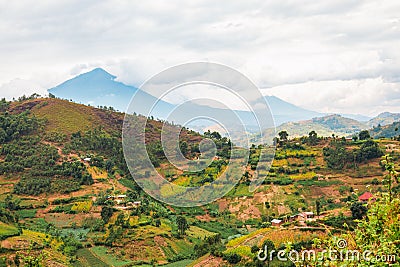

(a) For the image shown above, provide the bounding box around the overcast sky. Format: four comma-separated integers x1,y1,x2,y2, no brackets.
0,0,399,116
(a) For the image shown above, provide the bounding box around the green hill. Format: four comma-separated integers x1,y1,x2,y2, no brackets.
264,114,368,141
367,112,400,127
370,121,400,138
0,96,398,266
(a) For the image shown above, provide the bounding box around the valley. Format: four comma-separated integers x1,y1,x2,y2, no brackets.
0,96,399,266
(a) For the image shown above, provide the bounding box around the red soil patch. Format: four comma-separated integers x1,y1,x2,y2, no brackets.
193,255,224,267
195,213,213,222
217,199,228,212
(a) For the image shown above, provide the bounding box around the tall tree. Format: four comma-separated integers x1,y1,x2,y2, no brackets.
359,130,371,140
278,131,289,145
308,130,318,145
316,200,321,216
350,202,368,219
176,216,188,236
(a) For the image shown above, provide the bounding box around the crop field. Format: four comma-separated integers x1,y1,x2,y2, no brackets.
75,248,109,267
90,246,133,266
0,222,19,240
186,225,218,239
16,209,37,218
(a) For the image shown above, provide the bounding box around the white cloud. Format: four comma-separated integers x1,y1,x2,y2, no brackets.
261,77,400,116
0,0,399,115
0,79,46,100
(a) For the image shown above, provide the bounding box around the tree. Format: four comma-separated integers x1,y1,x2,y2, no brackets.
357,140,383,162
179,141,189,156
359,130,371,140
5,195,20,211
210,131,222,140
101,206,114,223
316,200,321,216
381,155,399,202
323,141,349,170
176,216,188,236
264,201,271,222
350,202,368,219
223,253,242,264
115,213,125,226
278,131,288,142
308,131,318,145
259,239,275,267
251,245,259,254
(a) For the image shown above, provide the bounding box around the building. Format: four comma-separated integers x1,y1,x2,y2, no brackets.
358,192,376,202
289,214,299,222
271,219,283,227
299,212,314,221
107,194,127,205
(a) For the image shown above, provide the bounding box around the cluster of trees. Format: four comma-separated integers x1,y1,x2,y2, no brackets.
193,234,223,258
0,112,41,143
352,129,371,141
1,136,93,194
1,136,59,171
0,98,10,112
0,206,18,225
67,129,129,175
97,105,116,112
323,138,383,170
204,130,232,159
0,113,95,195
274,130,314,147
0,195,20,240
15,93,41,102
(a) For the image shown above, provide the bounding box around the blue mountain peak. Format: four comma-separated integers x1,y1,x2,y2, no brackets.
75,68,116,81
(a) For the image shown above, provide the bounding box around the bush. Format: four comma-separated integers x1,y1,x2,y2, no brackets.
223,253,242,264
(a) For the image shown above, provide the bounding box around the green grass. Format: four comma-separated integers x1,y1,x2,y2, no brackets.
173,206,205,216
168,239,193,257
186,226,218,239
16,209,37,218
161,245,176,260
23,218,50,232
162,259,194,267
119,178,138,191
75,248,109,267
296,179,343,187
60,228,89,241
90,246,133,267
0,222,19,240
225,184,253,197
19,198,47,208
33,99,95,135
194,221,240,239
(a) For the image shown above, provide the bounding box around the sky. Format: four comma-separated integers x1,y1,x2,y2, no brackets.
0,0,399,116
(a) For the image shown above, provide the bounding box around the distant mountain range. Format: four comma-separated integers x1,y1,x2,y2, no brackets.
48,68,326,128
370,121,400,138
48,68,174,120
367,112,400,127
48,68,400,139
264,114,368,141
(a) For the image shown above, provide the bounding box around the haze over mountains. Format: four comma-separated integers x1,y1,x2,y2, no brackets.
48,68,400,138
